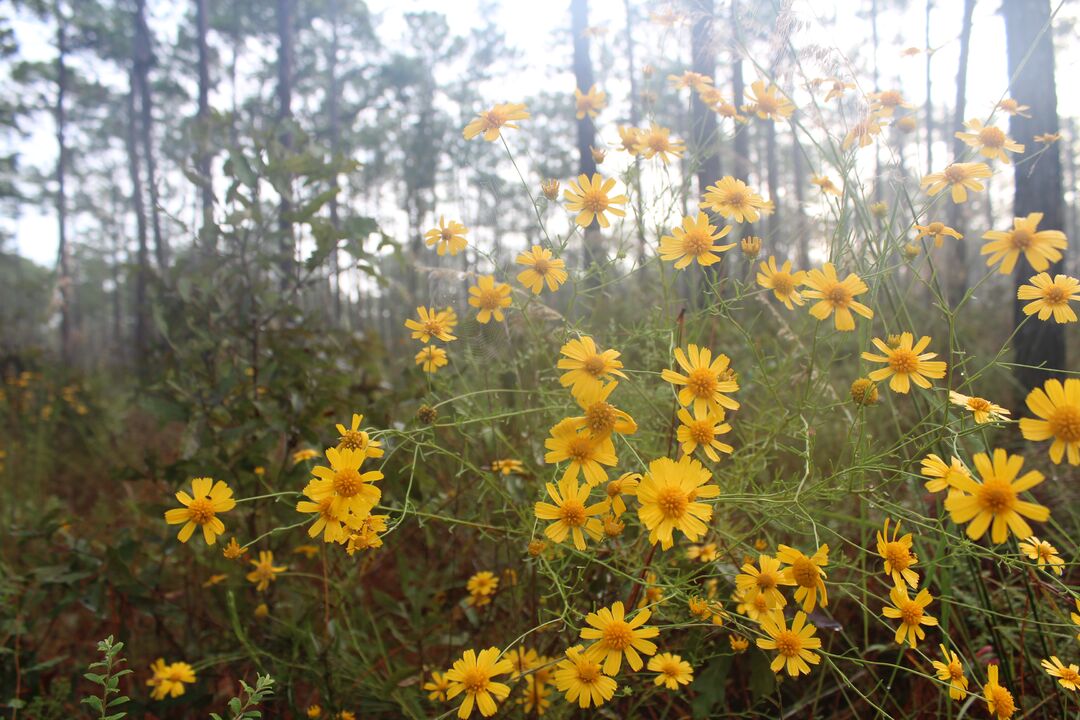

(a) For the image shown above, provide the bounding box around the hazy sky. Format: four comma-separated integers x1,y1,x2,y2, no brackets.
6,0,1078,267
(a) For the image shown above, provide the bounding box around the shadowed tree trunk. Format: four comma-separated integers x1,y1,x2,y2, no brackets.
327,0,342,322
623,0,647,262
1003,0,1065,391
793,112,809,268
276,0,295,286
731,0,749,185
572,0,600,279
194,0,214,249
945,0,975,304
126,76,150,377
134,0,167,271
690,0,719,199
54,0,73,366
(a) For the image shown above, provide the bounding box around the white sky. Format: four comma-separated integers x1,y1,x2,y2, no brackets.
6,0,1078,267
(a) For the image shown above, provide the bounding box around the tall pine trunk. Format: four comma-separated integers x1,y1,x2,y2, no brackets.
134,0,167,271
54,0,73,366
945,0,975,304
194,0,214,249
276,0,295,287
571,0,600,279
1002,0,1066,391
327,0,342,322
126,76,150,377
623,0,646,262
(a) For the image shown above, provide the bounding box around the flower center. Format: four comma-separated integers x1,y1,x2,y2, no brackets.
582,355,606,377
1010,228,1033,249
560,500,586,527
476,288,502,311
583,189,609,213
949,664,964,681
585,401,616,434
686,368,718,398
1060,668,1080,685
602,620,635,650
977,478,1016,514
423,319,443,335
1043,285,1068,304
577,661,602,684
682,229,713,256
755,570,778,591
689,421,714,445
1049,406,1080,442
888,349,918,374
656,487,689,519
461,667,490,694
566,437,593,463
659,659,682,677
883,542,912,571
943,165,967,183
532,256,551,274
771,273,795,294
339,430,368,451
899,601,923,626
774,630,803,657
978,126,1005,148
968,397,991,413
333,468,364,498
879,91,901,106
928,222,944,233
790,557,819,588
723,188,749,208
606,481,623,497
989,686,1015,716
482,109,506,129
188,498,216,525
825,284,851,307
1036,544,1054,562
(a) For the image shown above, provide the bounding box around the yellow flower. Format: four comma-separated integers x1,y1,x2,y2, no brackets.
668,71,713,91
424,216,469,256
1017,272,1079,323
302,447,382,520
868,89,913,116
777,544,829,612
604,472,639,517
245,550,286,591
745,80,794,120
659,212,733,269
164,477,236,545
223,537,244,559
661,344,740,415
1042,656,1080,691
292,448,319,464
735,554,794,611
467,275,511,324
202,573,227,588
948,391,1009,423
876,518,920,589
563,173,628,229
729,635,749,653
507,646,539,679
423,670,450,701
466,570,499,599
861,332,946,393
567,381,637,439
518,676,551,715
463,103,529,142
648,652,693,690
981,212,1067,274
882,585,937,647
920,454,971,499
914,221,963,247
1018,536,1064,575
307,704,323,718
945,448,1049,544
803,263,873,331
675,406,733,462
415,345,449,373
147,659,196,700
296,493,354,545
757,256,806,309
543,418,617,486
822,78,855,102
557,336,626,399
756,611,822,677
635,122,685,163
1020,378,1080,465
344,514,387,554
616,125,642,153
850,377,879,406
741,236,762,258
1034,132,1061,144
686,542,718,562
404,306,457,343
574,84,606,119
636,455,719,549
932,645,969,700
444,648,513,718
540,178,560,200
534,475,608,550
983,664,1016,719
842,113,884,150
699,176,768,223
714,100,747,123
921,162,992,203
810,175,841,195
954,119,1024,163
490,458,524,475
293,544,320,558
553,645,617,709
996,98,1030,117
580,600,659,674
516,246,567,294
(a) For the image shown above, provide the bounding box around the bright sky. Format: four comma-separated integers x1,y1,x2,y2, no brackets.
6,0,1078,267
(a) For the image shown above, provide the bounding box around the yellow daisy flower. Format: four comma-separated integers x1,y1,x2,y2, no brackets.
147,659,196,700
756,611,822,677
635,122,685,163
868,89,914,116
745,80,795,121
423,670,451,701
580,600,659,674
245,550,286,592
616,125,642,153
757,256,806,309
604,472,639,517
842,113,884,150
636,455,719,549
553,645,617,709
661,344,740,415
699,176,768,223
518,677,550,715
543,417,617,486
777,544,829,612
568,381,637,439
467,275,511,324
944,448,1049,544
563,173,628,228
981,212,1067,274
463,103,529,142
415,345,448,373
516,246,567,294
882,585,938,648
1019,378,1080,465
164,477,236,545
466,570,499,598
914,221,963,247
335,413,383,457
557,336,627,399
949,391,1010,423
302,447,382,520
861,332,946,393
296,493,354,544
534,475,608,550
802,263,873,331
648,652,693,690
920,454,971,499
1042,656,1080,691
444,648,513,718
404,306,457,343
954,119,1024,163
921,162,992,203
686,543,718,562
675,406,733,462
424,217,468,256
932,645,969,700
574,84,606,119
810,175,841,195
1017,273,1079,323
1018,536,1064,576
659,212,734,269
996,98,1030,117
876,518,919,589
982,664,1016,720
735,554,794,611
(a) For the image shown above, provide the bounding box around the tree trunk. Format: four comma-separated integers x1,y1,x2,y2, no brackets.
126,76,150,377
623,0,647,262
1003,0,1066,390
731,0,748,185
944,0,975,304
276,0,295,286
327,0,342,322
793,112,809,268
690,0,719,199
134,0,167,271
571,0,601,279
194,0,214,249
54,0,73,367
